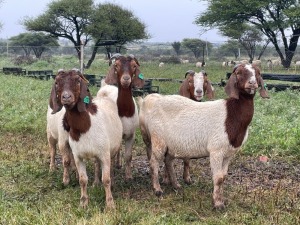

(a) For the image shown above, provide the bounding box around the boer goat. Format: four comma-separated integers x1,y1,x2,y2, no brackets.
138,64,268,209
179,70,214,102
177,70,215,184
101,54,144,181
50,69,122,209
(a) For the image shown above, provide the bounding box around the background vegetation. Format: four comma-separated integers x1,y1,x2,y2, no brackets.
0,54,299,224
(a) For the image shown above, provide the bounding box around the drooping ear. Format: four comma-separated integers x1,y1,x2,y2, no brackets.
179,77,191,98
254,67,269,99
132,65,145,88
205,80,214,100
50,82,63,114
258,76,269,98
105,64,118,85
224,73,239,99
77,79,91,112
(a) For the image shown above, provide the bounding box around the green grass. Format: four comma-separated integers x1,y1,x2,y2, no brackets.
0,58,299,224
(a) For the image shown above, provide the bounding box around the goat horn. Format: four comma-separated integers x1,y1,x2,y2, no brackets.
109,53,122,66
185,70,195,78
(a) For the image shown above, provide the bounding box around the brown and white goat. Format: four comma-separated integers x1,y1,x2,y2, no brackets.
138,64,268,209
177,70,215,184
179,70,214,102
50,69,122,209
47,69,78,186
100,54,144,181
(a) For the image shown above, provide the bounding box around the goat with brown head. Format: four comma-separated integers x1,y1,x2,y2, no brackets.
100,54,143,180
106,54,144,89
225,64,268,99
50,69,94,114
50,69,123,209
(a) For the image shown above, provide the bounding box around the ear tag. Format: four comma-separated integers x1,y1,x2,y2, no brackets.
138,73,144,80
83,96,90,104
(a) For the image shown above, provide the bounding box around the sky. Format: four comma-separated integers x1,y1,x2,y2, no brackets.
0,0,228,43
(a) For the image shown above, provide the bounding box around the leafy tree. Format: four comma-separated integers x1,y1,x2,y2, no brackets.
182,38,211,62
171,41,181,56
23,0,148,69
219,40,241,59
195,0,300,68
220,23,270,62
9,32,58,58
86,3,149,67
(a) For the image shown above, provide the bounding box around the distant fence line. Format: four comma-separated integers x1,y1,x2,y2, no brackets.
1,44,299,61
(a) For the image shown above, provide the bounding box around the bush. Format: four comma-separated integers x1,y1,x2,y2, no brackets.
12,55,37,65
159,56,181,64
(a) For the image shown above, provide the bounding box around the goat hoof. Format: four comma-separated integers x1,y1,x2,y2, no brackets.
116,165,122,169
92,179,101,187
49,166,56,172
154,190,163,197
213,202,225,210
63,177,70,186
80,196,89,208
184,178,192,185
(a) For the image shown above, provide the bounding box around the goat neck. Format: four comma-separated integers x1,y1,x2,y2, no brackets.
117,82,135,117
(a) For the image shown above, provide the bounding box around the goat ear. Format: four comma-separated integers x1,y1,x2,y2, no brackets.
133,57,140,66
205,80,214,100
225,73,239,99
254,66,269,98
258,76,269,98
50,82,63,114
179,79,191,98
77,80,90,112
132,66,145,88
105,65,118,85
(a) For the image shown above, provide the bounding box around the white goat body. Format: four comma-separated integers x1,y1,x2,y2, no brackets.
46,105,75,185
97,84,139,138
51,69,122,209
102,54,144,181
139,64,268,209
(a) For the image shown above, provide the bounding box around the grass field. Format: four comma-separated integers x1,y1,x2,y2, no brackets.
0,56,299,224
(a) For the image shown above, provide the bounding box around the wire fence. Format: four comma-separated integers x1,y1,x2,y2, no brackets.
0,42,300,73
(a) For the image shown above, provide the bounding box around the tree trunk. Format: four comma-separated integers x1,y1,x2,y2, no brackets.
85,45,99,69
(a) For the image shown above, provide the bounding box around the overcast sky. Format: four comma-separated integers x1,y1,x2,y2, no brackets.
0,0,228,43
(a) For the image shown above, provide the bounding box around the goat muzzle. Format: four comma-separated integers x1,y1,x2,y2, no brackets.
121,75,132,88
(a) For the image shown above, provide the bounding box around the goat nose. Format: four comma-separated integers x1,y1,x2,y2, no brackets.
123,76,130,81
62,92,71,100
196,89,202,94
249,80,257,85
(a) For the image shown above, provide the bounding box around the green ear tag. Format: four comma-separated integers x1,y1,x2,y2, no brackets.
138,73,144,80
83,96,90,104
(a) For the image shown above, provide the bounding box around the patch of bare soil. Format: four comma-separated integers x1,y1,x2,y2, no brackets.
132,154,300,195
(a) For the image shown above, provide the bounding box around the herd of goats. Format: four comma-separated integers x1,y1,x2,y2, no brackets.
47,54,269,210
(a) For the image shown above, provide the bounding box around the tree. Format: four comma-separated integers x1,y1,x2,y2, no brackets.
171,41,181,56
195,0,300,68
9,32,59,58
220,23,270,62
219,40,241,59
86,3,149,67
182,38,211,63
23,0,148,69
